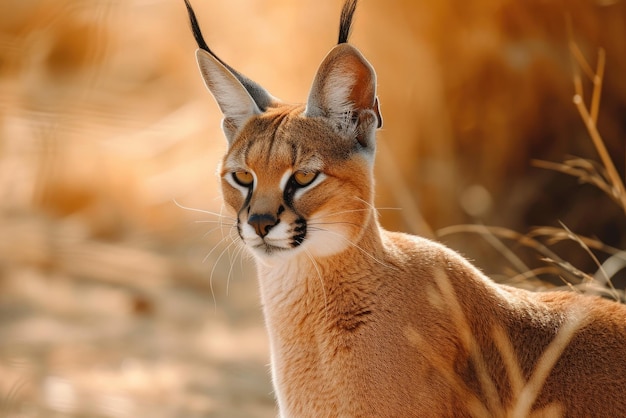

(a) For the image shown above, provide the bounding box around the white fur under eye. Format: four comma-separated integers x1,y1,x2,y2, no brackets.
279,171,292,191
294,173,326,200
225,169,257,195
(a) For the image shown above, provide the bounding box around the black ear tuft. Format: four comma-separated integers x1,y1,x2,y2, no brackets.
183,0,211,53
183,0,276,112
337,0,358,44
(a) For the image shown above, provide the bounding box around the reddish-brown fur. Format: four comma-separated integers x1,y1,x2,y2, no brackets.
184,1,626,416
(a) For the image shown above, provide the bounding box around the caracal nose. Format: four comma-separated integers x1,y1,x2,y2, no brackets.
248,213,277,238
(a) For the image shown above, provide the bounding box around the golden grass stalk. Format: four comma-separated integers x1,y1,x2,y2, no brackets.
438,224,567,274
531,158,615,201
442,36,625,303
541,21,626,212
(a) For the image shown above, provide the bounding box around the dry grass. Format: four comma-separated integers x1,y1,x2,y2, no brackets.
439,37,626,303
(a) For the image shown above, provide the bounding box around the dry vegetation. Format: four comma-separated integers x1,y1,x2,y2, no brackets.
0,0,625,416
439,36,626,302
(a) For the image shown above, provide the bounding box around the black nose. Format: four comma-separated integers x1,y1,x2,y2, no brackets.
248,213,277,238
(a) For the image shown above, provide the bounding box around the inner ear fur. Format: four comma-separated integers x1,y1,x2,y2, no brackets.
305,43,383,142
195,49,269,144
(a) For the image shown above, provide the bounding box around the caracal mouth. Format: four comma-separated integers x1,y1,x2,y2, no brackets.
251,242,294,256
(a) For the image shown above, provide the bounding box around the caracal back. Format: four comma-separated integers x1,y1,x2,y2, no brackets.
183,1,626,417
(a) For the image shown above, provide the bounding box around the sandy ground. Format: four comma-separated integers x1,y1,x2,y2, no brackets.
0,214,275,418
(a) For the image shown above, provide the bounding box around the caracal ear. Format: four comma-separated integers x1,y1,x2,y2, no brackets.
305,43,383,147
195,48,262,143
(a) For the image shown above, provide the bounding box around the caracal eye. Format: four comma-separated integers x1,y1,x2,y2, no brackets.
293,171,317,187
233,170,254,186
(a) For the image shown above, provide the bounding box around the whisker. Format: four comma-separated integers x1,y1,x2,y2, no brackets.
309,208,372,220
219,204,237,269
352,195,373,207
226,242,247,296
304,248,329,320
352,195,401,215
239,241,250,275
173,198,237,220
202,229,239,308
309,221,364,229
202,231,236,264
309,204,401,222
208,235,242,311
202,223,237,241
308,226,393,269
219,203,233,232
194,219,237,225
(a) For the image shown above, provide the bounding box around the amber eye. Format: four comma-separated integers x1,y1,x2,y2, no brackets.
233,171,253,186
293,171,317,187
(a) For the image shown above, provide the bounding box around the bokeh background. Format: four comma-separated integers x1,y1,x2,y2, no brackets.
1,0,625,416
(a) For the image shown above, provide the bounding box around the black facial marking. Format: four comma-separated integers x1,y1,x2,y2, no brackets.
237,189,253,237
283,179,298,208
236,218,242,239
241,189,253,216
292,217,307,247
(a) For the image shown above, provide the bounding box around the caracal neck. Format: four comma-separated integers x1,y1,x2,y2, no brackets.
255,215,385,309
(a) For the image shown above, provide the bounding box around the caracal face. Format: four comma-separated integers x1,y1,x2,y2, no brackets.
220,104,375,262
183,0,381,264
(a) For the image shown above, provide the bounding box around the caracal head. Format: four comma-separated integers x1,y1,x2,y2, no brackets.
186,1,382,263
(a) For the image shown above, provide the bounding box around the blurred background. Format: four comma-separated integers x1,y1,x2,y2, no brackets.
0,0,625,416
